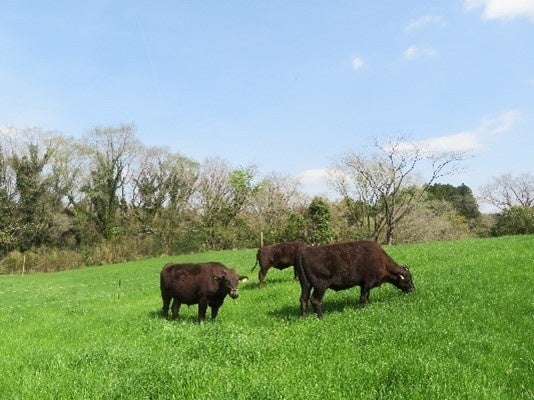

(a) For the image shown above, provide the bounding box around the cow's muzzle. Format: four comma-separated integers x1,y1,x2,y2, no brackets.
229,289,239,299
404,285,415,293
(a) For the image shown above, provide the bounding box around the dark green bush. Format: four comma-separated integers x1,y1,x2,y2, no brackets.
492,206,534,236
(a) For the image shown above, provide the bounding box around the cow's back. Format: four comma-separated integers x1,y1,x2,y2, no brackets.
265,241,306,266
160,262,223,305
298,241,392,290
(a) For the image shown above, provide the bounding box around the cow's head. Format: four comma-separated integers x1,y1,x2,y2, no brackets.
214,269,248,299
393,265,415,293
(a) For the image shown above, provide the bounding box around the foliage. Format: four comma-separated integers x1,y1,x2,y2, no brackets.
79,125,141,240
273,211,308,243
194,159,260,250
246,172,307,244
492,206,534,236
0,236,532,399
395,200,471,243
0,126,529,271
307,197,335,244
330,198,375,241
427,183,481,222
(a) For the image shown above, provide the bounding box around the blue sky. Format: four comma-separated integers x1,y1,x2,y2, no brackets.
1,1,533,207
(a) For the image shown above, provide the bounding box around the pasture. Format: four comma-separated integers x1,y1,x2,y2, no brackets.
0,236,532,399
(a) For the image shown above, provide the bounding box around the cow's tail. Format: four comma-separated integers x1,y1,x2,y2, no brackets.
159,269,166,296
294,251,310,290
251,258,258,272
251,249,260,272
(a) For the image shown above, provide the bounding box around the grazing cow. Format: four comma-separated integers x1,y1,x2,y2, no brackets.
160,262,247,322
252,241,308,286
296,241,414,318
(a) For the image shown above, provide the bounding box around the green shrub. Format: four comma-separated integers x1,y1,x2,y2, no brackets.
492,206,534,236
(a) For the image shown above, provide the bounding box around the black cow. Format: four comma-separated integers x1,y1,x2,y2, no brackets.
252,241,308,286
296,241,414,318
160,262,247,322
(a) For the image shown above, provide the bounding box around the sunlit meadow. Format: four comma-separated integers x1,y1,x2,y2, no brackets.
0,236,532,399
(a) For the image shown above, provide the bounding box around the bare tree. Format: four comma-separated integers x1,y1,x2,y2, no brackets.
131,146,199,252
479,172,534,211
194,158,259,249
248,172,307,243
328,137,469,244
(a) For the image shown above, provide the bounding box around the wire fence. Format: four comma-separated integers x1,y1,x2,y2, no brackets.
0,276,157,313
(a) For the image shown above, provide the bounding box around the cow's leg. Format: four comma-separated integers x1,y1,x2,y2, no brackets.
210,300,223,320
299,284,311,317
310,287,326,318
198,298,208,322
162,295,172,318
171,299,181,319
358,284,372,306
258,267,268,287
292,266,298,281
210,305,220,320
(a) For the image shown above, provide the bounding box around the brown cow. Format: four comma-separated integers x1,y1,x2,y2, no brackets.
296,241,414,318
252,241,308,286
160,262,247,322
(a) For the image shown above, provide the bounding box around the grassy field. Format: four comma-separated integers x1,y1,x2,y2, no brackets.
0,236,532,399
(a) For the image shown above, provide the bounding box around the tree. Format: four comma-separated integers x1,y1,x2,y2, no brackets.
427,183,481,223
307,197,334,244
131,146,199,253
194,158,259,249
328,137,469,244
78,125,141,241
11,142,54,250
248,172,307,243
0,128,83,253
395,199,470,243
0,145,16,254
278,211,307,243
492,206,534,236
479,172,534,212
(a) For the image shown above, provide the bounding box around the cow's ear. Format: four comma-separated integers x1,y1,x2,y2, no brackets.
213,274,223,281
238,275,249,282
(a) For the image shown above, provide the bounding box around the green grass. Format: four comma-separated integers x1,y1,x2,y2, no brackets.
0,236,532,399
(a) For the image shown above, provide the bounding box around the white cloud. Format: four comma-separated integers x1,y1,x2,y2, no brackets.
477,109,521,134
399,110,521,154
402,131,480,154
465,0,534,21
351,56,364,70
403,45,437,60
406,15,445,31
296,168,332,198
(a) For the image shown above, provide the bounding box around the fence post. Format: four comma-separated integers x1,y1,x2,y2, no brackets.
260,232,264,247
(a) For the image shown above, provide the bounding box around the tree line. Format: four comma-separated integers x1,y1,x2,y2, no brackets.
0,125,532,273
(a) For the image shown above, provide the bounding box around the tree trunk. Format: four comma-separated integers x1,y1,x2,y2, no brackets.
386,224,394,245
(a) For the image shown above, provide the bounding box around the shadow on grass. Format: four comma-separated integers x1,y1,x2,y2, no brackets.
268,296,357,320
240,275,300,290
148,309,162,319
147,308,203,324
268,291,401,320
